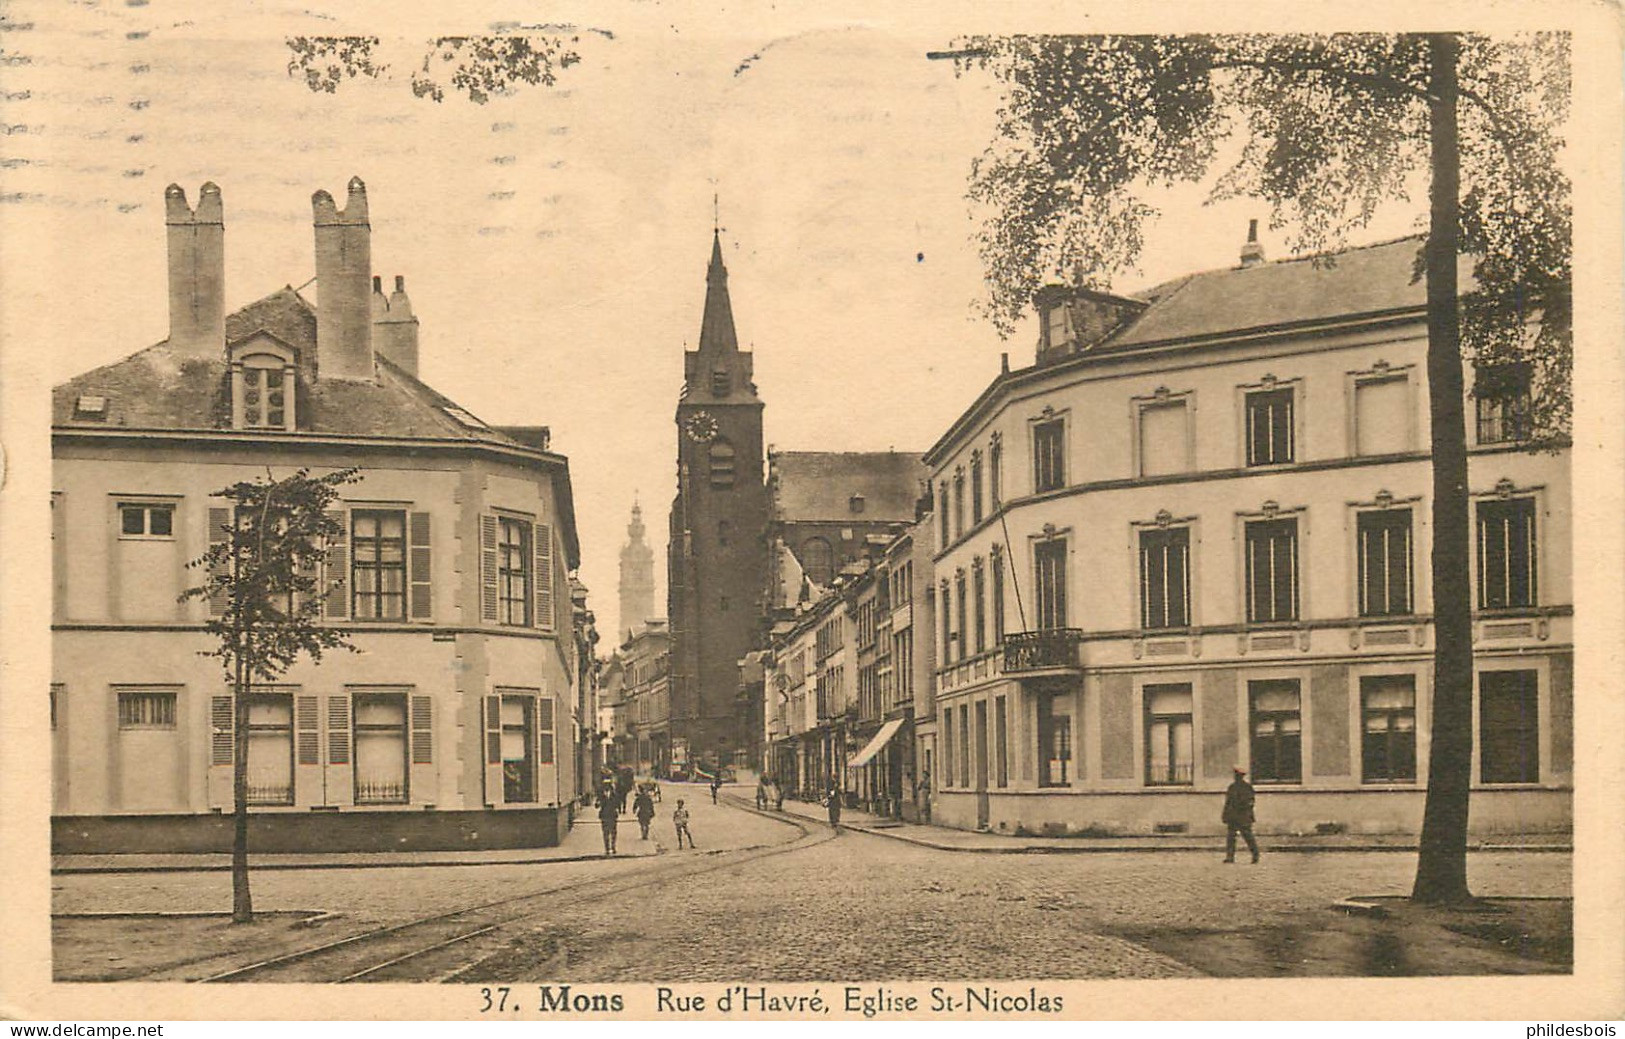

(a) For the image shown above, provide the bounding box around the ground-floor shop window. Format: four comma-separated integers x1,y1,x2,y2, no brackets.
1480,669,1539,784
1037,693,1072,787
1249,679,1302,783
354,692,408,804
1144,683,1194,785
1361,674,1417,782
246,693,294,805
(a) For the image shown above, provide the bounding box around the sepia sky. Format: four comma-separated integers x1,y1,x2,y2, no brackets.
4,2,1430,642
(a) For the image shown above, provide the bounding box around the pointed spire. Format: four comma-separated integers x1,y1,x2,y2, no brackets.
698,230,739,354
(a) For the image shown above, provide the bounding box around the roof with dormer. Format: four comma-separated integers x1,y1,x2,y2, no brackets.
53,285,581,567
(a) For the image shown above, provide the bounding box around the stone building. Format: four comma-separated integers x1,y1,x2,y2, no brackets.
921,231,1570,838
618,500,657,638
51,179,589,852
667,234,771,772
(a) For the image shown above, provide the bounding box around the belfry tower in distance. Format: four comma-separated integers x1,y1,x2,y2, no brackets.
618,499,656,638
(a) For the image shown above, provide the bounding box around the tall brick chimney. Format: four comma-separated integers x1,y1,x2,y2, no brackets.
312,176,373,381
164,182,224,359
372,274,420,378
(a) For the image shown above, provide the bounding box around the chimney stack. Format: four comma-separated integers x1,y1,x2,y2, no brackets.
373,273,420,377
164,182,225,359
1240,218,1266,268
312,176,373,380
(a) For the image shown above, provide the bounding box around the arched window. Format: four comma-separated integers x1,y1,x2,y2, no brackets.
801,537,834,588
708,440,736,488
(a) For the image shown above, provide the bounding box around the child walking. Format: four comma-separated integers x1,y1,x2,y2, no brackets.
672,799,696,849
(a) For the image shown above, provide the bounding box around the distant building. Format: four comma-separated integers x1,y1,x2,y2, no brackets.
52,179,590,852
767,450,927,606
616,621,673,776
618,500,657,638
921,230,1570,837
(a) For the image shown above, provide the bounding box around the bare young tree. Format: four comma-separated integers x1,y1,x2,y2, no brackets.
180,468,358,922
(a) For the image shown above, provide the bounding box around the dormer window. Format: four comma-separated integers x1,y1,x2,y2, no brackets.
229,338,298,431
1044,303,1071,352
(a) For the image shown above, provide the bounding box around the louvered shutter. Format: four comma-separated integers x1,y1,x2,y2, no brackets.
324,510,349,619
295,694,320,806
408,511,432,621
409,694,436,805
207,694,233,807
535,694,556,807
534,521,554,632
483,694,504,805
480,515,499,623
207,508,231,617
325,694,353,806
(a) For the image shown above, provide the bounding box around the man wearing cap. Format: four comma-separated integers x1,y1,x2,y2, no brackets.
1221,766,1260,863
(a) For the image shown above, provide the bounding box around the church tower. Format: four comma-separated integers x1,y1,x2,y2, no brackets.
618,500,657,638
668,231,769,770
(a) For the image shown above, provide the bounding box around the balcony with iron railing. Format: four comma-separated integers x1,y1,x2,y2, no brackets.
1001,628,1083,674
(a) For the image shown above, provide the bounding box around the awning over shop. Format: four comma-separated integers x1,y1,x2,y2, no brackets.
846,718,905,768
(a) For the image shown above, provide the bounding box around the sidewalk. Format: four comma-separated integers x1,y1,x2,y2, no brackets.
756,793,1570,854
52,804,662,875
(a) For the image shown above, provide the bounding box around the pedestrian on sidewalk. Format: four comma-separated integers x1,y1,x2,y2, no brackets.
755,776,768,810
672,799,695,849
1222,766,1260,863
633,786,656,840
598,789,621,856
916,769,932,824
825,782,842,829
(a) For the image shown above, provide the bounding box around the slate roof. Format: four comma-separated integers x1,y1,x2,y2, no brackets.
1103,234,1441,350
770,451,927,524
52,286,526,451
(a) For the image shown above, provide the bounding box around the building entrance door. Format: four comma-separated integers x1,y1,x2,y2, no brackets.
974,700,990,830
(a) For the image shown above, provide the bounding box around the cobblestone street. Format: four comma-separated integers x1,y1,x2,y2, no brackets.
53,792,1572,982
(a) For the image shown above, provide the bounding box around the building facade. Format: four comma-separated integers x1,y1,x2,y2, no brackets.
668,234,770,772
615,621,673,777
921,234,1570,838
51,179,589,853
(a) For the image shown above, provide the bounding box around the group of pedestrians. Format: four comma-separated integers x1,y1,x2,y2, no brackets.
594,774,695,855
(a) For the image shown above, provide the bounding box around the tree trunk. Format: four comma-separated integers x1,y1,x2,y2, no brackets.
1412,31,1476,905
231,573,254,923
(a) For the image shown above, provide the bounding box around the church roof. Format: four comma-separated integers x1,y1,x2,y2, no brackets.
770,451,927,524
698,231,738,355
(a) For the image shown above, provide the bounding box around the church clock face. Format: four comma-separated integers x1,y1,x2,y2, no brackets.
684,411,719,443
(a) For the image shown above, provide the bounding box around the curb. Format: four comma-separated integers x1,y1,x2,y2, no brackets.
52,848,664,876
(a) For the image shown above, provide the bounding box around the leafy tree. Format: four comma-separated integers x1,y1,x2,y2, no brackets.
947,33,1570,903
286,32,592,104
180,468,358,922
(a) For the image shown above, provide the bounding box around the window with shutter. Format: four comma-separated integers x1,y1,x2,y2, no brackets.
296,695,320,766
207,507,231,616
408,511,432,621
326,695,351,765
211,695,234,765
1354,375,1411,456
535,522,555,631
483,694,503,805
323,510,348,619
411,695,433,764
480,514,499,623
1480,670,1539,784
1138,400,1189,476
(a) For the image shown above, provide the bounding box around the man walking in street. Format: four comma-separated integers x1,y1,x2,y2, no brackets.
598,788,621,856
672,798,695,849
633,785,656,840
1222,766,1260,863
825,781,842,829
